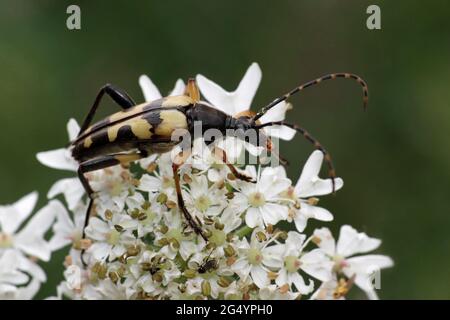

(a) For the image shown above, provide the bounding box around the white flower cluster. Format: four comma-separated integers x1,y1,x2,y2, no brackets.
0,63,393,300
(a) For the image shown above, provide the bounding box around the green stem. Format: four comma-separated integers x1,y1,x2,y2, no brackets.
236,225,253,239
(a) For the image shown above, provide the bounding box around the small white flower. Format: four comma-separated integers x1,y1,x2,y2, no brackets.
313,225,393,299
0,192,58,261
289,150,343,232
85,213,137,262
231,229,280,288
0,250,42,299
157,211,206,260
88,165,136,213
190,138,231,183
264,231,333,295
231,166,290,228
125,193,163,237
48,202,86,252
185,175,227,218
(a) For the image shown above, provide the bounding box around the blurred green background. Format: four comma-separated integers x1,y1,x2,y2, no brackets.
0,0,449,299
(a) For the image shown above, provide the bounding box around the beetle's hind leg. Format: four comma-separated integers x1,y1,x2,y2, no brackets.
78,84,137,136
172,151,208,241
77,152,146,266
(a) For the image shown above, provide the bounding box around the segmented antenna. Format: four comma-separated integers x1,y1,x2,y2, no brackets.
253,73,369,121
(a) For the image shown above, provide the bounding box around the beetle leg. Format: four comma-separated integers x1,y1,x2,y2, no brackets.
77,152,145,266
78,84,137,136
172,151,208,241
184,78,200,103
212,146,256,183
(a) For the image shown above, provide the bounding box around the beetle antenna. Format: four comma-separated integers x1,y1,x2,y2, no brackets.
256,121,336,193
253,73,369,122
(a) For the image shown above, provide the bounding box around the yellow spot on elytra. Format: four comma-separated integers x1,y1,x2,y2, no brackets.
84,136,93,148
107,117,153,142
155,110,188,136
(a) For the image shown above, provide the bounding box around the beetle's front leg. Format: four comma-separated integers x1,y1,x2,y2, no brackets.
172,151,208,241
77,152,145,265
211,146,256,183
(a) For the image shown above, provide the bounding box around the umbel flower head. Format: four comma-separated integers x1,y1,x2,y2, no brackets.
0,63,392,300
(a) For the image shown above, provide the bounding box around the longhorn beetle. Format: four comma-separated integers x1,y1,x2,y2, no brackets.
70,73,368,264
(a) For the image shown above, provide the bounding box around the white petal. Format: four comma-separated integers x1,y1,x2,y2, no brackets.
337,225,381,257
290,272,314,295
300,203,334,222
293,214,307,232
219,137,244,161
250,265,269,288
17,253,46,282
259,101,289,123
48,233,72,252
47,178,84,210
169,79,185,96
15,201,60,261
49,203,74,251
234,62,262,111
15,237,51,262
244,141,265,156
275,269,288,287
346,255,394,272
139,75,162,101
365,288,379,300
179,241,197,261
312,227,336,257
0,251,28,285
245,207,263,228
261,178,291,199
196,62,262,115
36,148,78,172
85,217,109,240
286,231,306,249
67,118,80,141
88,242,111,261
260,203,288,225
263,125,297,141
17,200,59,237
262,245,284,269
138,174,161,192
196,74,235,115
299,177,344,198
296,150,324,189
207,169,221,182
0,191,38,234
17,279,41,300
300,249,333,282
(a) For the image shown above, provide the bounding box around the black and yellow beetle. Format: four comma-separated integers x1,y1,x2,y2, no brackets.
70,73,368,253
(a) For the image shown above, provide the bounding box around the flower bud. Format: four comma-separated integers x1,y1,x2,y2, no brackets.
217,277,231,288
201,280,211,296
